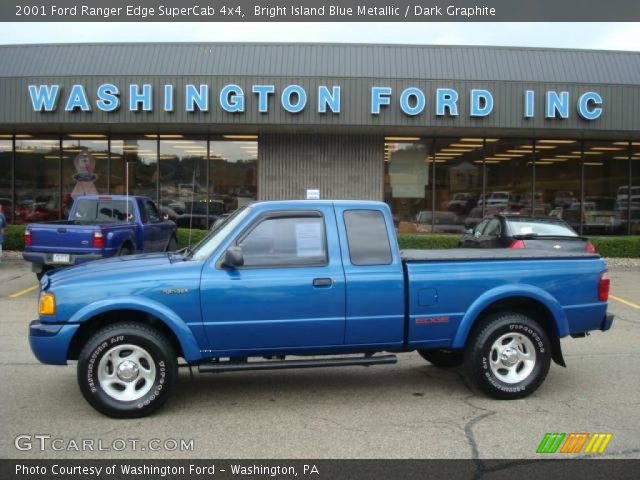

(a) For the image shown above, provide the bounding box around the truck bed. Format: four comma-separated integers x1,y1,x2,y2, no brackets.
401,248,600,262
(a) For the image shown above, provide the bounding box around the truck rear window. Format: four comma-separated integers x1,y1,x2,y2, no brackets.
74,199,133,222
506,218,577,237
344,210,392,266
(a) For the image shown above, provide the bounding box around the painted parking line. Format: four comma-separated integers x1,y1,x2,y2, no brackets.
8,284,39,299
610,294,640,310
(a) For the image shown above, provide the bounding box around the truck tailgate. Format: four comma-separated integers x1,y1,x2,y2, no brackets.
29,223,98,253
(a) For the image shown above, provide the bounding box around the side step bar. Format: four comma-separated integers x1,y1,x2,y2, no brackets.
197,354,397,373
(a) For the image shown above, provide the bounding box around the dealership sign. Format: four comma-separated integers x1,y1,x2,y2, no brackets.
28,83,603,120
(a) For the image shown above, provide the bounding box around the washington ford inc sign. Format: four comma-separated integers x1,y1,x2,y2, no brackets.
28,83,604,120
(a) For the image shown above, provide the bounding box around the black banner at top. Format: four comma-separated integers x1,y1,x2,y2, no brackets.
4,0,640,22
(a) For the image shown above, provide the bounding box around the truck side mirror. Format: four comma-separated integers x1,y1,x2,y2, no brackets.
223,246,244,268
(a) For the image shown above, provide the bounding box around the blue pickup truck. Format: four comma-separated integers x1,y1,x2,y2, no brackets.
23,195,178,278
29,200,613,418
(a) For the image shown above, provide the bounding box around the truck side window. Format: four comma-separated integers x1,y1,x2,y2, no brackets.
344,210,392,266
146,200,160,222
484,218,501,237
238,215,327,267
474,219,489,236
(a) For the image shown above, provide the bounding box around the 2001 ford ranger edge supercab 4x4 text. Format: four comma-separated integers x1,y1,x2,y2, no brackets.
29,201,614,418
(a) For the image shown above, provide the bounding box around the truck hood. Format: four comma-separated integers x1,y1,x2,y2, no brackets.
46,252,174,287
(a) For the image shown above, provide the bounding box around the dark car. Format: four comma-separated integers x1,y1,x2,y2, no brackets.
460,214,596,252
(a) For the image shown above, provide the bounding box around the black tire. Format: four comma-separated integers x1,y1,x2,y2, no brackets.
418,349,464,367
464,312,551,400
118,244,133,256
166,236,178,252
77,322,178,418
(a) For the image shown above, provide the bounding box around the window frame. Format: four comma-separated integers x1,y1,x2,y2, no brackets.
136,198,148,223
343,209,393,267
217,210,329,270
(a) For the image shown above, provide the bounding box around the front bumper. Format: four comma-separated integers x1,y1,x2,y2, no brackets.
29,320,80,365
601,313,615,332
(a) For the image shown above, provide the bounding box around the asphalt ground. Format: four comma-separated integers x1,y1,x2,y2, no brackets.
0,258,638,460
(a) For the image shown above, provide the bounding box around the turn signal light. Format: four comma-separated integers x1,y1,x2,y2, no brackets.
509,239,526,249
598,271,610,302
24,229,32,247
39,292,56,316
586,242,597,253
92,231,105,249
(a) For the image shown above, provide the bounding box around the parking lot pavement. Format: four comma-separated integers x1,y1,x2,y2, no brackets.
0,258,638,460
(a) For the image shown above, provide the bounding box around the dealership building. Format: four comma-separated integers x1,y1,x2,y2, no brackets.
0,42,638,234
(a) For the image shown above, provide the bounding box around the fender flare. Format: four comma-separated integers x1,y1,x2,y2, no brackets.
69,296,203,362
451,284,569,349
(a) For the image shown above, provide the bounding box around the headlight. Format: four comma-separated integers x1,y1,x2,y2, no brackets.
39,292,56,316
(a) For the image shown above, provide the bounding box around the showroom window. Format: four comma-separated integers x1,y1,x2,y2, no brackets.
383,137,431,230
0,137,11,223
484,138,535,217
582,140,630,235
209,136,258,219
110,137,158,200
14,137,61,224
533,139,582,231
631,142,640,235
432,138,485,233
158,136,208,229
62,135,109,218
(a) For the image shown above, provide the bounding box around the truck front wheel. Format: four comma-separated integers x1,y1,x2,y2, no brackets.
464,313,551,400
417,349,464,367
77,322,178,418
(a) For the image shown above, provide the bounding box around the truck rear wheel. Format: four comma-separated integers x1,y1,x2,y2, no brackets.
77,322,177,418
464,313,551,400
417,349,464,367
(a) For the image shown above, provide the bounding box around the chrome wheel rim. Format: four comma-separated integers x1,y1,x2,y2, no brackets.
489,333,536,384
97,344,156,401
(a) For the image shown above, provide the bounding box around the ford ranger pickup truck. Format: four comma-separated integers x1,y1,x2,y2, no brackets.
23,195,178,279
29,200,614,418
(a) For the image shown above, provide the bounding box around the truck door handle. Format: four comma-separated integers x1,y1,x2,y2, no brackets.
313,278,333,287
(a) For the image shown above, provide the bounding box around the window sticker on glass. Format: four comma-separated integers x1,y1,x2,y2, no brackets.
519,226,534,235
295,222,323,257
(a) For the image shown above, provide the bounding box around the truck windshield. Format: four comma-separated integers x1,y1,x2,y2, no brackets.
73,199,134,223
189,207,252,261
